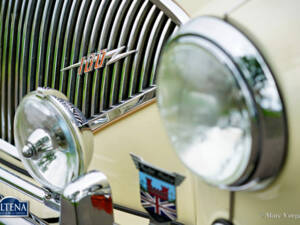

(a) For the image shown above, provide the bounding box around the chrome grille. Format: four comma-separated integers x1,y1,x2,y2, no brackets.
0,0,188,144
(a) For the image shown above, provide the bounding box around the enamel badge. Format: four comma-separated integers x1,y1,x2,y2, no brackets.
131,154,185,224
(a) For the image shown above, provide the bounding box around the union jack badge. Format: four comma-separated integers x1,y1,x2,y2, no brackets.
131,153,185,224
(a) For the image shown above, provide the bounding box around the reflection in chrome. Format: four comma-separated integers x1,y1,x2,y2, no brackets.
0,166,59,211
14,89,93,193
22,129,53,159
161,16,287,191
0,139,19,160
88,87,156,131
61,171,114,225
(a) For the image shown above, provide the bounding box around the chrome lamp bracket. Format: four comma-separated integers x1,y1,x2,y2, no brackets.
60,171,115,225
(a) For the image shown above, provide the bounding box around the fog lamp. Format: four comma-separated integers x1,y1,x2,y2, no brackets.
157,17,287,190
14,88,93,193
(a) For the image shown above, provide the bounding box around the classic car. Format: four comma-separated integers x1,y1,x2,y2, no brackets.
0,0,298,224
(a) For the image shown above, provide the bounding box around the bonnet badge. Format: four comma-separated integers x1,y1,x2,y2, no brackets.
61,46,136,75
131,153,185,224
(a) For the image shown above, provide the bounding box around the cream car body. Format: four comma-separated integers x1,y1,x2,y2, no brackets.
0,0,299,225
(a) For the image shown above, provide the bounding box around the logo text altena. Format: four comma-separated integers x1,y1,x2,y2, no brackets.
0,202,27,212
61,46,136,75
0,197,28,217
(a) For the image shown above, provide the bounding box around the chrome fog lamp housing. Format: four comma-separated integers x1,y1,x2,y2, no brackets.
157,16,287,191
14,88,93,193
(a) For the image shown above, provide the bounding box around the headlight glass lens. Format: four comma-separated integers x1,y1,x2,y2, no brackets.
14,91,85,193
158,36,254,186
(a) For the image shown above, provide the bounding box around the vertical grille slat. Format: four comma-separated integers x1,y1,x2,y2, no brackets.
1,0,12,142
69,0,92,108
114,0,143,103
128,5,159,97
56,0,73,93
45,0,64,89
0,0,187,143
107,0,133,107
80,0,103,116
88,0,112,116
96,0,122,112
0,0,8,139
149,19,175,86
65,1,87,102
19,0,37,98
27,0,46,92
60,0,82,97
140,12,166,91
119,0,152,101
36,0,56,88
8,0,22,144
15,0,28,108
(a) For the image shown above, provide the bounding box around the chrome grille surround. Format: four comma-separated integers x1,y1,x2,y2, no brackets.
0,0,189,143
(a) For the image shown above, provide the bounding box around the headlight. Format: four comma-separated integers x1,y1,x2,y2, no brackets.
14,88,93,193
157,17,287,190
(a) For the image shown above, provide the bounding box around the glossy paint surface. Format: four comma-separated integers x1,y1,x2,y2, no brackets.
227,0,300,224
91,103,230,224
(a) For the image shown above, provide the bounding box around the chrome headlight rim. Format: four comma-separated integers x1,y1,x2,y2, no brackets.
158,16,287,191
44,92,86,174
14,88,91,193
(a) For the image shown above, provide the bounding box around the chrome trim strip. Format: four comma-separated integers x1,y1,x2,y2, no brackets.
0,138,20,160
150,0,189,25
114,204,184,225
0,166,59,211
0,212,49,225
88,87,156,131
0,158,30,178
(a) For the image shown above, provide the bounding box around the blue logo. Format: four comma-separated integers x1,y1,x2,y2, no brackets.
0,197,28,217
